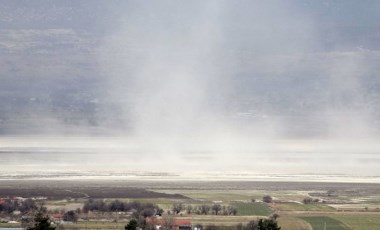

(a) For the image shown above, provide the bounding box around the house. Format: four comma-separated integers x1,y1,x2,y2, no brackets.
173,220,192,230
50,213,64,222
147,217,192,230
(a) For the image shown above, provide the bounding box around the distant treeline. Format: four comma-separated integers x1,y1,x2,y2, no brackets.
0,187,188,199
0,198,37,214
171,203,238,215
83,199,164,217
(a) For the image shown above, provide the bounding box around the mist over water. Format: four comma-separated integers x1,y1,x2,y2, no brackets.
1,1,380,178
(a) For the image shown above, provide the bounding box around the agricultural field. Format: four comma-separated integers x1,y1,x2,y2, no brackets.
333,214,380,230
300,216,349,230
278,216,312,230
1,180,380,229
274,203,336,212
233,202,272,216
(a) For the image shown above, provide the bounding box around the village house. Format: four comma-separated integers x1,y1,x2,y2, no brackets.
50,213,64,223
147,217,192,230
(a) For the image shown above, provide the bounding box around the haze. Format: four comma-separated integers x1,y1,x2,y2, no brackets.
1,1,380,178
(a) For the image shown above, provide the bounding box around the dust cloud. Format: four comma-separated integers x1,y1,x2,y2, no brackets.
1,1,380,177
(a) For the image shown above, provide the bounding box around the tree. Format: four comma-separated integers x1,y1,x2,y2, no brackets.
20,199,37,214
172,203,184,214
156,208,164,216
222,206,228,215
271,213,279,221
162,215,175,230
262,195,273,203
186,205,193,214
140,208,155,218
227,206,237,215
247,219,281,230
27,209,55,230
302,197,313,204
63,210,78,222
247,220,258,230
199,205,210,215
258,219,281,230
110,200,124,211
212,204,222,215
0,198,37,214
125,219,138,230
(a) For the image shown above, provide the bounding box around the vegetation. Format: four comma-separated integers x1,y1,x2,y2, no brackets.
199,204,211,215
193,204,237,215
303,197,319,204
125,219,138,230
63,210,78,222
83,199,160,215
212,204,222,215
0,198,37,214
168,203,238,216
262,195,273,203
300,216,348,230
276,203,335,212
247,219,281,230
27,207,55,230
186,204,193,214
333,214,380,230
1,181,380,229
172,203,184,214
235,202,272,216
277,216,312,230
0,187,188,199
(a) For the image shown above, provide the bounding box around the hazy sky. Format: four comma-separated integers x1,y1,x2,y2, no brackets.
1,1,380,176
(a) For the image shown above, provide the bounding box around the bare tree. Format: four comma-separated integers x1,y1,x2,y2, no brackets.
200,205,210,215
302,197,313,204
211,204,222,215
172,203,184,215
270,213,279,221
162,215,176,230
227,206,237,215
262,195,273,203
186,205,193,214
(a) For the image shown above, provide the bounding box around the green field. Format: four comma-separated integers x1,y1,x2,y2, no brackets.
158,190,255,202
334,214,380,230
278,216,312,230
300,216,349,230
234,202,272,216
276,203,336,212
2,180,380,229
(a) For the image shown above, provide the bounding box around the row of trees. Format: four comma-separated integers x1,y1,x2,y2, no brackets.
260,195,321,205
243,218,281,230
0,198,37,214
172,203,237,215
302,197,320,204
83,199,164,227
124,218,280,230
83,199,163,215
